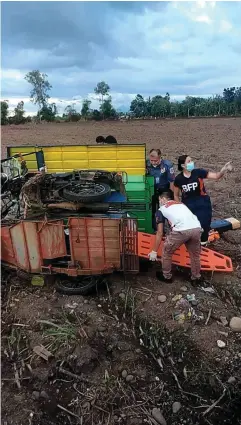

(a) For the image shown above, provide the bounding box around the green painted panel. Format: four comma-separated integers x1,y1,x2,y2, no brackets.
127,210,153,234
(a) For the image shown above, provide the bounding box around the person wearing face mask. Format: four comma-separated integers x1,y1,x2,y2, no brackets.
148,191,202,285
173,155,233,245
146,149,175,231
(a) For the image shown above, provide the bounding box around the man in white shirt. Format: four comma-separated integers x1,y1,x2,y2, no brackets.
148,191,202,284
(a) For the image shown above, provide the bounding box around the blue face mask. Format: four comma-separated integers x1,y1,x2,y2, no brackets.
186,161,194,172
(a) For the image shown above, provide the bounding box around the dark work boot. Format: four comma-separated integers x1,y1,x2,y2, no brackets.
191,276,206,287
156,271,173,283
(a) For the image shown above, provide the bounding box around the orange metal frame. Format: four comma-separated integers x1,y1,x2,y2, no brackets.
1,217,139,276
138,232,233,272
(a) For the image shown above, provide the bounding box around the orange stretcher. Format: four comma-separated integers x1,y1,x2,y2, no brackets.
138,232,233,272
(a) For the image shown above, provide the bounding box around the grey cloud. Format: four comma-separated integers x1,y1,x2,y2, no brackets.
2,1,167,70
1,1,241,108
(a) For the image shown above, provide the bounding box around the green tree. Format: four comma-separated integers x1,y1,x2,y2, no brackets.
234,87,241,114
94,81,110,110
81,99,91,120
12,101,25,124
91,109,102,121
151,96,169,118
25,70,52,118
130,94,147,118
40,103,57,122
100,96,116,119
1,100,9,125
64,105,80,122
223,87,236,103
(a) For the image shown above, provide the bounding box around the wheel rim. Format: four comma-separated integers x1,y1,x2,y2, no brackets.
69,183,108,196
57,276,99,289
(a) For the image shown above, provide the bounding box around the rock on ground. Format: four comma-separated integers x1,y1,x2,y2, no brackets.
229,317,241,332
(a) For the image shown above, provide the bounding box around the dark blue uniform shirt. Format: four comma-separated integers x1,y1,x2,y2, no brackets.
146,159,175,191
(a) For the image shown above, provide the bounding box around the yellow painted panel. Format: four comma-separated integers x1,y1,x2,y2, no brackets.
125,168,144,175
117,146,144,151
88,151,117,160
61,152,87,160
88,160,118,168
44,152,63,161
44,147,63,152
27,160,38,168
47,168,64,172
45,161,64,169
10,147,36,154
61,146,88,152
8,144,146,175
12,153,37,162
117,151,144,159
62,160,89,169
117,159,145,168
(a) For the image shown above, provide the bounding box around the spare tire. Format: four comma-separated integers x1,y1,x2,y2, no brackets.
62,182,111,203
55,275,107,295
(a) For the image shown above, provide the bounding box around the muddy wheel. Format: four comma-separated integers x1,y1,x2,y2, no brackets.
55,275,106,296
62,182,111,203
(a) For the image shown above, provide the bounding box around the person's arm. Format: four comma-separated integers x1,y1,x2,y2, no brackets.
206,162,233,180
166,163,175,190
154,223,164,251
173,185,181,201
146,159,150,175
148,211,165,261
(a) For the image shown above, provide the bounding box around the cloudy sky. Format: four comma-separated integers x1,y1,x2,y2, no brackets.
1,1,241,115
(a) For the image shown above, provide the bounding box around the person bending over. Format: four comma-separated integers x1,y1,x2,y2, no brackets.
148,191,202,285
146,148,175,231
173,155,232,245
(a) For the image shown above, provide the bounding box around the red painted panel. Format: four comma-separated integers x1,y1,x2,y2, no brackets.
23,222,42,272
69,218,121,270
38,220,66,259
1,226,17,266
10,222,30,271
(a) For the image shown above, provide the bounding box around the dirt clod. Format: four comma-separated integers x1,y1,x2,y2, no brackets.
121,370,128,378
228,376,236,384
152,408,167,425
217,339,226,348
220,316,229,326
32,391,40,400
158,295,167,303
172,401,182,414
126,374,134,382
180,286,188,292
40,390,49,400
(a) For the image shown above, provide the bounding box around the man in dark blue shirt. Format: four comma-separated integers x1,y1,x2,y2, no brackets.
146,148,175,231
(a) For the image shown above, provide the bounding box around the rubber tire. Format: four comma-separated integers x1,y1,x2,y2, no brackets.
55,275,106,296
62,182,111,203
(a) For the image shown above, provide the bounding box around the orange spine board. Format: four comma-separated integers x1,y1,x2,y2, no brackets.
138,232,233,272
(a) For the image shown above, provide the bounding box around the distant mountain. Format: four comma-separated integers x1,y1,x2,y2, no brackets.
116,105,129,113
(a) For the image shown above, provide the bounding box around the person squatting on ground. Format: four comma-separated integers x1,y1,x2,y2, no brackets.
173,155,233,245
148,191,203,285
146,149,175,230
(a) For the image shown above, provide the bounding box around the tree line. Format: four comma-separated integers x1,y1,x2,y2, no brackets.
1,69,241,124
130,89,241,119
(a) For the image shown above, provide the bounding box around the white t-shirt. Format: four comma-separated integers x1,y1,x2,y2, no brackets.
157,201,201,232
